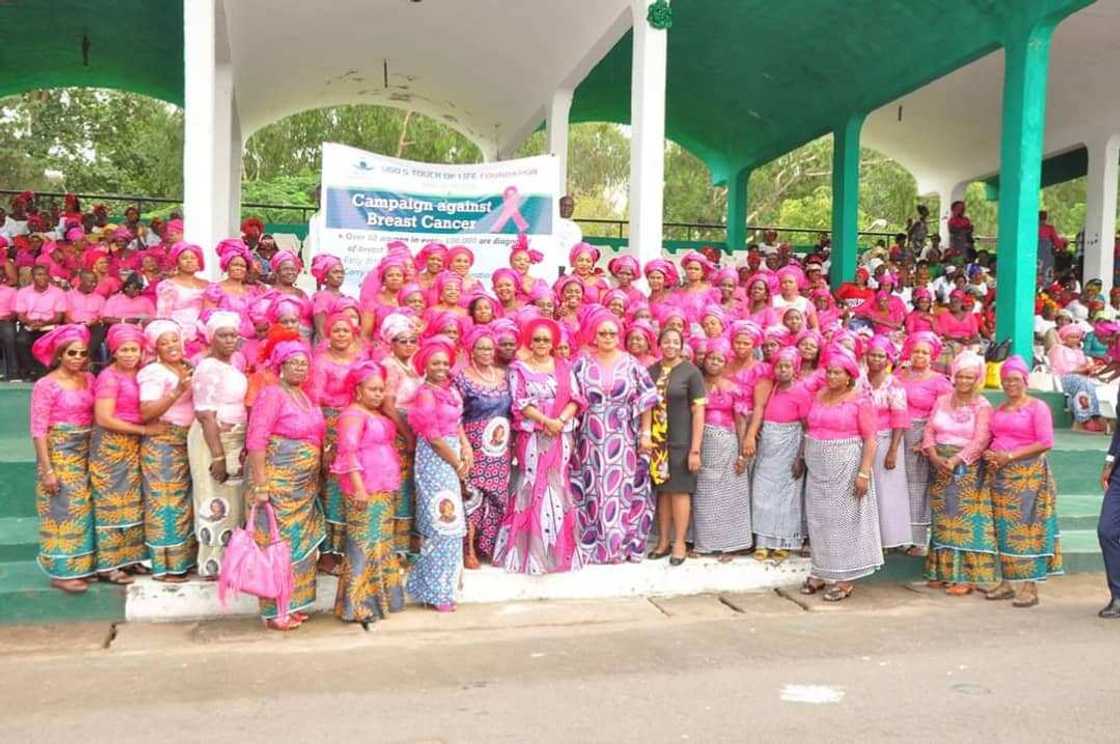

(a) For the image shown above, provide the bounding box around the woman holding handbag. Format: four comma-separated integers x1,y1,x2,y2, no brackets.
245,340,326,631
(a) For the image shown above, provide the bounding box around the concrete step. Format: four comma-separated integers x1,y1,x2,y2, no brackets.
0,561,125,624
1058,493,1103,531
1059,529,1104,573
0,517,37,562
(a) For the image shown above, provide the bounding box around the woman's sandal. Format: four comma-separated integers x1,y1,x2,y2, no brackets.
945,583,974,596
265,616,302,631
985,584,1015,601
51,578,89,594
905,546,926,557
822,584,854,602
463,553,481,570
753,548,770,561
153,573,189,584
770,549,789,563
1012,586,1039,608
800,577,826,595
648,548,671,560
127,564,151,575
98,570,135,585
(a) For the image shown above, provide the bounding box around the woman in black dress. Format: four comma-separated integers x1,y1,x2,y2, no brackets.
647,327,706,565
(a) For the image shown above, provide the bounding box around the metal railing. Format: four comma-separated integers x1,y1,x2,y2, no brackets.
0,189,319,224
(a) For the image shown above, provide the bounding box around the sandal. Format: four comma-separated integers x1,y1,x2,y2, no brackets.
945,583,974,596
753,548,770,561
823,583,854,602
51,578,89,594
265,617,301,631
127,564,151,575
800,577,826,595
647,547,671,560
770,549,789,563
153,573,189,584
463,553,481,570
98,570,135,585
905,546,926,557
1012,584,1039,608
985,583,1014,601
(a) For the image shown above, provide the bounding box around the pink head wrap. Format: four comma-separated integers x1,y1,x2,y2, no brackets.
823,346,860,379
644,258,680,287
248,295,274,326
705,336,732,360
422,310,464,340
491,268,520,292
490,318,519,344
413,335,457,375
271,249,302,272
268,296,305,323
527,279,553,304
949,350,985,380
414,242,448,271
325,311,357,336
270,340,311,370
31,324,90,368
106,324,145,355
625,319,657,351
749,271,779,295
608,255,640,278
554,274,585,301
346,360,386,392
508,232,544,265
584,308,622,348
310,253,343,284
216,238,253,272
1058,323,1084,342
901,331,942,362
446,245,474,268
463,324,496,352
433,270,463,300
519,316,562,351
912,287,932,303
702,304,728,326
380,313,416,345
774,346,802,375
568,242,600,266
65,227,85,242
397,282,424,305
1000,354,1030,382
602,289,628,308
376,254,409,283
625,301,652,324
656,305,688,330
82,248,110,272
866,334,897,364
169,241,205,271
165,218,184,236
731,319,763,345
776,265,806,290
711,266,738,287
678,250,713,277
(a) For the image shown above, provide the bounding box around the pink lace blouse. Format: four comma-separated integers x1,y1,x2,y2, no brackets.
331,406,401,494
859,374,911,433
95,366,141,425
763,382,811,424
897,371,952,420
921,393,991,464
203,282,260,338
310,352,361,410
156,280,208,344
704,382,742,430
989,398,1054,452
245,384,325,451
191,357,248,426
407,383,463,441
138,362,195,428
1048,344,1086,376
30,373,95,438
805,391,876,441
732,362,770,415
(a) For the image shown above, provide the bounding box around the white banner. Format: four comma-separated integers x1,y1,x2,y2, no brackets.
314,143,562,297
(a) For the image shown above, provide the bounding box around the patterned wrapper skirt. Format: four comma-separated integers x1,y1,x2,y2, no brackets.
1059,374,1100,423
903,419,932,546
254,436,326,619
692,424,752,553
38,425,96,579
319,407,346,557
141,424,196,576
334,489,405,623
406,436,465,605
393,432,415,556
187,422,247,578
804,436,883,582
89,427,146,572
925,445,999,585
872,429,912,549
989,454,1064,582
462,419,511,562
750,421,804,550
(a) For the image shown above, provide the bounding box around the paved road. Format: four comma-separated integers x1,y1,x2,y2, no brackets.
2,575,1116,743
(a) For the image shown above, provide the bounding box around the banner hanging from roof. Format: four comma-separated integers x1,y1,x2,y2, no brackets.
315,142,560,296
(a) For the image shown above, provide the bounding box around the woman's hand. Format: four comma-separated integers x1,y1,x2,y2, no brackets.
854,472,869,497
174,365,193,397
40,470,60,495
983,450,1010,470
143,422,167,437
1103,463,1114,492
884,447,897,471
461,446,474,475
687,450,701,473
639,434,654,455
350,486,370,504
791,457,806,479
734,454,748,476
741,436,757,460
542,417,563,436
209,458,229,484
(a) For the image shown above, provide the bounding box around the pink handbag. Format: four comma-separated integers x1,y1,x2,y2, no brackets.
218,501,294,621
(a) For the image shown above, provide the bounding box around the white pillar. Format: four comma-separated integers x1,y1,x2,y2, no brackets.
627,0,668,264
183,0,219,267
1083,133,1120,292
228,105,243,239
478,141,499,163
935,180,969,247
211,61,234,246
547,88,574,196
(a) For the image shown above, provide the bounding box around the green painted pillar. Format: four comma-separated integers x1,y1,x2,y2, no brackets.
725,166,750,254
830,114,864,289
995,21,1054,362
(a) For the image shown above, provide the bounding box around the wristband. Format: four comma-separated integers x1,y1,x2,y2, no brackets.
1107,455,1116,465
857,471,870,479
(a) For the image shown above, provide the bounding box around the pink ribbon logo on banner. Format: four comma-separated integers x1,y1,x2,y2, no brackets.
490,186,529,232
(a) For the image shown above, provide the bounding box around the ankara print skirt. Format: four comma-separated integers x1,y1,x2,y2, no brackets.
90,427,146,572
141,424,196,577
38,425,96,579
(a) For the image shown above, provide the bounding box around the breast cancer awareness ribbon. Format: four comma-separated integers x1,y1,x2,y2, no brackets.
490,186,530,233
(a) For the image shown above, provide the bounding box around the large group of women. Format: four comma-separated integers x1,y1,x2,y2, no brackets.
30,222,1068,632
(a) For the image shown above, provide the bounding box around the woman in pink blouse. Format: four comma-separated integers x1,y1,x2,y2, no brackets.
29,325,96,593
644,259,678,307
202,239,259,341
920,350,996,595
90,324,162,584
904,288,937,335
246,340,326,630
801,347,881,601
934,290,981,361
187,312,249,579
310,253,347,340
331,361,405,626
861,335,913,551
748,347,811,561
270,250,314,339
895,332,952,553
101,273,156,327
138,320,197,582
155,242,210,356
982,355,1063,607
1047,323,1106,432
310,313,367,573
359,254,408,340
744,274,779,330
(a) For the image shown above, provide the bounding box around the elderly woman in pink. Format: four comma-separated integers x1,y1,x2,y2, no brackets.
644,258,678,306
310,312,366,572
861,335,912,551
138,319,196,581
186,311,248,578
895,332,952,552
568,242,609,304
427,270,467,317
1048,323,1106,432
310,253,347,339
331,361,404,626
91,324,162,584
921,350,996,595
983,355,1063,608
246,340,326,630
156,242,210,355
30,325,97,593
203,239,259,340
801,347,881,601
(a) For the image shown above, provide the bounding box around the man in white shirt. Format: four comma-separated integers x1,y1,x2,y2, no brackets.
0,202,29,240
554,194,582,252
758,229,782,256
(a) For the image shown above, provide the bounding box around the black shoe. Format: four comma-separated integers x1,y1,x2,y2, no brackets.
1098,599,1120,619
648,549,671,560
669,555,686,567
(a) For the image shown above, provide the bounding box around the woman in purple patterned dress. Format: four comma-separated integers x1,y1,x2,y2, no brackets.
571,310,658,563
453,326,512,568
